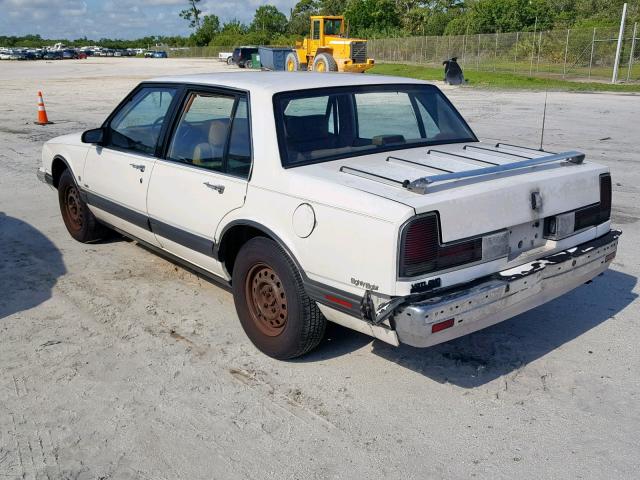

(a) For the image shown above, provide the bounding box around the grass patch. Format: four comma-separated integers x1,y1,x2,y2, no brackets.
368,63,640,92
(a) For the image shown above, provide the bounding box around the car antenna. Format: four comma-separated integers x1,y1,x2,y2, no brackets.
539,88,549,151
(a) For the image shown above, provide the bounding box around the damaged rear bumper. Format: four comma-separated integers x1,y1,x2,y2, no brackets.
386,230,620,348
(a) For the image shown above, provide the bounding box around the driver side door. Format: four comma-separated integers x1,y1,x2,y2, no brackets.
82,85,179,245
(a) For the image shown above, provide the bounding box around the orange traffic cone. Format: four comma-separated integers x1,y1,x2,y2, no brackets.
36,91,52,125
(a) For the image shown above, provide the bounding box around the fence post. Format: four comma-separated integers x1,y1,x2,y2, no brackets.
477,34,480,70
627,22,638,82
588,27,596,80
462,34,467,67
536,31,542,73
494,32,498,71
514,32,519,72
563,29,570,78
612,2,628,83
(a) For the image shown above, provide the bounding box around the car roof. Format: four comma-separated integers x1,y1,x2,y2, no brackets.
148,72,428,94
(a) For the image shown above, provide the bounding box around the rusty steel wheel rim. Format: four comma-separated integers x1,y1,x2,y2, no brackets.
245,263,288,337
64,185,83,232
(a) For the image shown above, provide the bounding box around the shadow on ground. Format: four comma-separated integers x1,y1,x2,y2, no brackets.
303,269,636,387
0,212,66,320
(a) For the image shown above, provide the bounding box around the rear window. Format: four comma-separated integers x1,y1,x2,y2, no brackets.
273,84,476,167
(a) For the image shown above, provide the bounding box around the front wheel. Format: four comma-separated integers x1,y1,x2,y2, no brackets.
226,56,233,65
58,169,107,243
285,52,300,72
232,237,326,359
312,53,338,72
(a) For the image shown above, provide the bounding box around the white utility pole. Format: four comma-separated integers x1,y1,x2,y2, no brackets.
612,2,628,83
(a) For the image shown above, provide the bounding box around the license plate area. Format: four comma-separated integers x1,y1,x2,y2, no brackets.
508,220,545,260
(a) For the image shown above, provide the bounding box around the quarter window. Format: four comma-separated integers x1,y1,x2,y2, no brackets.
107,87,176,155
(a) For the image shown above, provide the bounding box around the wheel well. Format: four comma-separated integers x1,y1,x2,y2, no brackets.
218,225,271,276
51,156,69,189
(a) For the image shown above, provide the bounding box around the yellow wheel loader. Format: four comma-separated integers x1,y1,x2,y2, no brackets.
286,16,375,73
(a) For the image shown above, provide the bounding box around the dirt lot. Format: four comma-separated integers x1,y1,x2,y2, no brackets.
1,57,639,479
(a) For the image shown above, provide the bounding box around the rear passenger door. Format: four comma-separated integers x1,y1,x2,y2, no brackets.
146,89,252,278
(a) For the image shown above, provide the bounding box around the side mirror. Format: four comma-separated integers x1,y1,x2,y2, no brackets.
81,127,104,145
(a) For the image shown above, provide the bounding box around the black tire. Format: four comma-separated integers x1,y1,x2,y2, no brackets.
226,56,233,65
238,60,246,69
312,53,338,72
232,237,326,359
58,169,107,243
285,52,300,72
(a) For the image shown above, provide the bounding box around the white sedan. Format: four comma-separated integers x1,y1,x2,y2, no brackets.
38,72,620,358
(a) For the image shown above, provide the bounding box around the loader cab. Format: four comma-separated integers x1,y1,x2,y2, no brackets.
308,16,345,56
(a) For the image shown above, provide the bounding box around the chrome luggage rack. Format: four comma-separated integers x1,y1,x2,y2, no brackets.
340,143,585,194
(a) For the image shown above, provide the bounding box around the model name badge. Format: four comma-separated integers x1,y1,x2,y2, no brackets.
351,278,379,291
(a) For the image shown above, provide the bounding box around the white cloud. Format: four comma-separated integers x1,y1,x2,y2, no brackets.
0,0,298,39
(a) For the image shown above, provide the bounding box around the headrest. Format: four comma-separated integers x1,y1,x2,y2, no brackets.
208,120,228,145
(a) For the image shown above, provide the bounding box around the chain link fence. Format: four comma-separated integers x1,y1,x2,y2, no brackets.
368,24,640,82
165,25,639,83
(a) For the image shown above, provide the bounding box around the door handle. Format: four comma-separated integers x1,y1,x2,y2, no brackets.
203,182,225,194
129,163,145,172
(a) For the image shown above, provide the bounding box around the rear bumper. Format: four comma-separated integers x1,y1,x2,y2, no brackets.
393,230,620,348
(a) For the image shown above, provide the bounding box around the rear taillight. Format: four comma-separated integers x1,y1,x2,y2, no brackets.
545,173,612,239
399,214,482,278
574,173,612,231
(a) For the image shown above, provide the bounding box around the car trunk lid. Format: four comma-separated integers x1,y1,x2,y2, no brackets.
306,142,606,242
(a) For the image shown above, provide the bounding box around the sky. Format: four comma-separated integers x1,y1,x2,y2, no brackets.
0,0,299,40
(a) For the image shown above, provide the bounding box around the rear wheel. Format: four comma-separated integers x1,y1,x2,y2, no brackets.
312,53,338,72
285,52,300,72
58,169,107,243
232,237,326,359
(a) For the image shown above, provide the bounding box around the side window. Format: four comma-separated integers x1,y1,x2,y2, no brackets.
167,93,236,172
107,87,176,155
227,98,252,178
312,20,321,40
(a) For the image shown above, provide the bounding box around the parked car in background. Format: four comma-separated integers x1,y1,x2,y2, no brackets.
38,72,620,359
62,49,78,59
43,50,63,60
9,50,27,60
218,51,233,64
232,47,258,68
152,51,168,58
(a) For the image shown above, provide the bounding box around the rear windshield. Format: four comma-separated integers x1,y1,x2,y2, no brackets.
273,84,477,167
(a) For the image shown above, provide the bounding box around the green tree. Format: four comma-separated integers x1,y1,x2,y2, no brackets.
464,0,553,34
251,5,289,35
344,0,401,35
288,0,320,35
180,0,202,29
191,14,220,45
319,0,344,15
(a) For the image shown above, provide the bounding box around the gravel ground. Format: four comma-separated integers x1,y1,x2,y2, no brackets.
1,57,639,480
